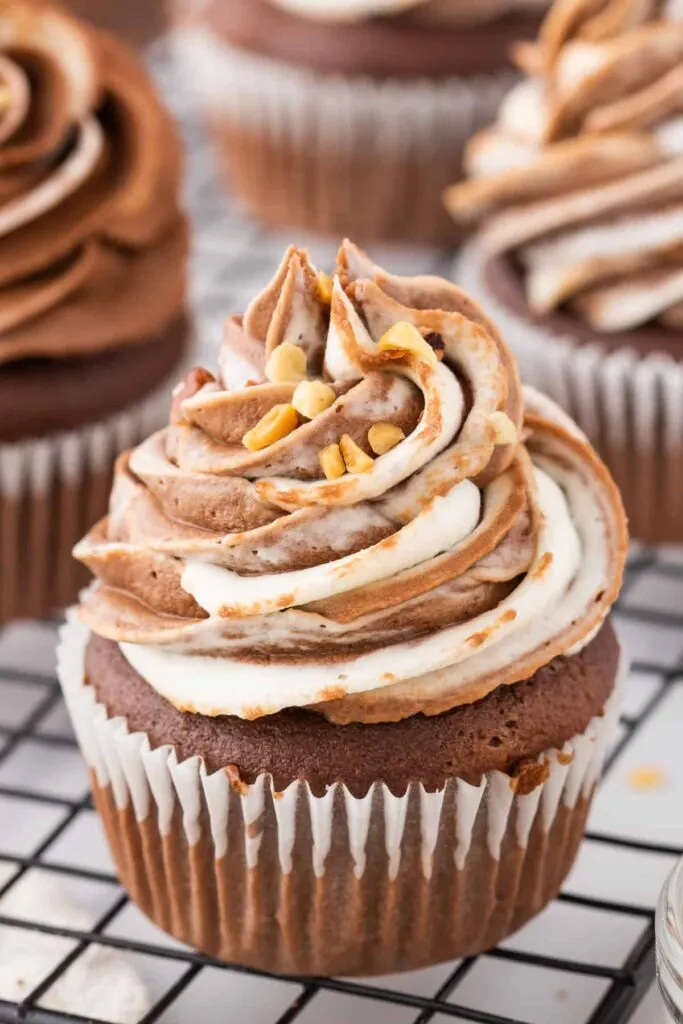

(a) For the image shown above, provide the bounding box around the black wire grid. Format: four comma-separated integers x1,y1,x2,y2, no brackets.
0,39,681,1024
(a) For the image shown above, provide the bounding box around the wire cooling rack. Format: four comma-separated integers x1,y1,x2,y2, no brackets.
0,36,682,1024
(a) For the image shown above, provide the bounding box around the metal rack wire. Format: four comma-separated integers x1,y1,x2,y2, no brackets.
0,38,680,1024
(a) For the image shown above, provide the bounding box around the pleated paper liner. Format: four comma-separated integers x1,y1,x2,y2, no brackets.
0,376,177,624
59,614,622,976
177,26,516,245
458,242,683,545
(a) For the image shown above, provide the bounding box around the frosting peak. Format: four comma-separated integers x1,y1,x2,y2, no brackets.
76,241,627,724
0,1,186,365
445,0,683,332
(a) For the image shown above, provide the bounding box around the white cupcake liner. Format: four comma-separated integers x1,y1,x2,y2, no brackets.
175,26,517,243
457,241,683,542
58,612,623,975
0,365,183,622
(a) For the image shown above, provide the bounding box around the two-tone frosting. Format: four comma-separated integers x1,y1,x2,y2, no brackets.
75,241,627,725
445,0,683,332
0,1,186,365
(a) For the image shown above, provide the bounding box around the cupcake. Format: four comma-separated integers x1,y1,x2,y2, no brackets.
59,240,627,976
0,1,189,622
446,0,683,542
61,0,169,46
179,0,551,244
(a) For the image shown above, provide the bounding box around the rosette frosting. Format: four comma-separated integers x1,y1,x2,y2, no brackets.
75,241,627,725
0,0,186,365
445,0,683,332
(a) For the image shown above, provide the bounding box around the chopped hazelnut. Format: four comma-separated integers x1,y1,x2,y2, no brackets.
320,443,346,480
292,380,337,419
243,404,298,451
627,765,666,792
265,342,308,383
377,321,438,367
340,434,374,474
368,422,405,455
490,410,518,446
316,271,334,305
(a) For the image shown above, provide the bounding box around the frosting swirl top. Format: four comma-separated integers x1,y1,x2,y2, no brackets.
75,241,627,724
268,0,550,25
0,1,186,365
445,0,683,333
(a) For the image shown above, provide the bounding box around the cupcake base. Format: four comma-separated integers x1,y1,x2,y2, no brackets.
59,617,621,976
91,769,593,976
0,316,190,623
181,27,516,245
207,117,474,246
458,244,683,545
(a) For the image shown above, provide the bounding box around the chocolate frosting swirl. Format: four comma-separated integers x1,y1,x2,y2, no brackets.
445,0,683,333
75,241,627,724
0,1,186,365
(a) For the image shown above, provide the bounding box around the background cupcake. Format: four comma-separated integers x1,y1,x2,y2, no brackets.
179,0,551,244
446,0,683,542
0,1,190,622
60,241,627,976
61,0,170,46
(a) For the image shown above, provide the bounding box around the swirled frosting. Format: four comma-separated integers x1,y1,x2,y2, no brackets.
269,0,550,24
445,0,683,333
75,240,627,724
0,1,186,365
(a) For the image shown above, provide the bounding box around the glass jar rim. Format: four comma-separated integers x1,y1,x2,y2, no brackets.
657,858,683,1019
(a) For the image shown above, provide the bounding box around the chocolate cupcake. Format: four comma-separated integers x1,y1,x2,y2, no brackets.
61,0,170,47
179,0,551,244
0,1,190,622
446,0,683,542
59,241,627,976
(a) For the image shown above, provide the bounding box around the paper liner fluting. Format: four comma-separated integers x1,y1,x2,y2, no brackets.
458,242,683,545
59,614,622,976
0,377,180,624
176,27,515,246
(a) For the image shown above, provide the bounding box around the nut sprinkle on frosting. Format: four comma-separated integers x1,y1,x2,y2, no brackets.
75,241,627,724
445,0,683,332
0,1,186,364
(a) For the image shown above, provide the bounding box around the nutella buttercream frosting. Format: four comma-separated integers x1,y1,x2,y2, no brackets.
445,0,683,333
0,0,186,365
75,240,627,726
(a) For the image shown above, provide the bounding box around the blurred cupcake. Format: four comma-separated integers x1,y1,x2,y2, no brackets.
59,240,627,976
61,0,170,46
446,0,683,542
0,1,190,622
180,0,551,244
